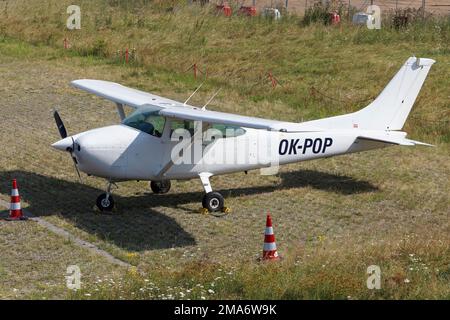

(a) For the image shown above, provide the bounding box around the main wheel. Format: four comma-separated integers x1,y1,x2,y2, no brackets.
150,180,171,194
202,192,224,212
96,193,115,212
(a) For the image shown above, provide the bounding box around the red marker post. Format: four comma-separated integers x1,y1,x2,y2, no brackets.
268,72,278,88
193,63,198,80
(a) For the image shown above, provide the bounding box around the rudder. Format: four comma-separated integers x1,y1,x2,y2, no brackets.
355,57,435,130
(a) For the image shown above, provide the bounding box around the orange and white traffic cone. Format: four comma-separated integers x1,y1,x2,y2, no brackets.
7,179,26,220
262,213,279,260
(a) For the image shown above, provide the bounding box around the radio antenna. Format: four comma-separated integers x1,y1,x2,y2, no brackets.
201,88,221,110
184,82,204,106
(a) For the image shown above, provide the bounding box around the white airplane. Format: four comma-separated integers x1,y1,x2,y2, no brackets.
52,57,435,213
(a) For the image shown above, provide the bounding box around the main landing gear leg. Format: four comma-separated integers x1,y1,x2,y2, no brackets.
96,181,116,212
199,173,229,215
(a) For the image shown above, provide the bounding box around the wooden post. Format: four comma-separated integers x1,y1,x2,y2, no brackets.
422,0,426,19
348,0,351,21
125,48,129,63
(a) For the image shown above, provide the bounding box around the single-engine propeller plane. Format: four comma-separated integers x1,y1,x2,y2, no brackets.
52,57,435,213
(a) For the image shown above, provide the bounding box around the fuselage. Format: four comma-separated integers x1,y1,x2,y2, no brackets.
52,122,387,181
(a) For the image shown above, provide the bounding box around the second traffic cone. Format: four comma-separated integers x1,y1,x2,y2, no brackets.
262,213,279,260
8,179,25,220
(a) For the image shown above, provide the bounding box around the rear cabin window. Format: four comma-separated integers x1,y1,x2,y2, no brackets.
170,120,245,141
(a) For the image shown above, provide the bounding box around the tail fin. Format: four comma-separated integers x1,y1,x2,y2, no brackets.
299,57,435,131
355,57,435,130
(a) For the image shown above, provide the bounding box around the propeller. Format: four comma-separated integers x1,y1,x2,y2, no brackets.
53,110,83,183
54,109,67,139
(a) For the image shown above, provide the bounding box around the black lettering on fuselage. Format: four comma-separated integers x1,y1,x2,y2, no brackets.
323,138,333,152
303,138,313,154
288,139,300,155
312,138,322,153
279,139,289,155
278,138,333,156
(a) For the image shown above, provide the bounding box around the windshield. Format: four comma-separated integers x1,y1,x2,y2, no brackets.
122,107,165,137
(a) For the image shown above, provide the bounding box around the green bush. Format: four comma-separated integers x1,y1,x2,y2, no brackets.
302,1,348,26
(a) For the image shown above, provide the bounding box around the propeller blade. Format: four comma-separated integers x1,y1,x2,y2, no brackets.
52,113,83,183
72,157,83,183
69,137,82,183
53,110,68,139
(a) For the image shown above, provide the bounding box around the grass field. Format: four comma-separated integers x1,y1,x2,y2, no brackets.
0,1,448,299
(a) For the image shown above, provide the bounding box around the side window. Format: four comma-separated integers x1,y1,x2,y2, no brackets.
147,113,165,137
210,124,245,138
170,119,195,137
123,109,165,138
168,120,246,141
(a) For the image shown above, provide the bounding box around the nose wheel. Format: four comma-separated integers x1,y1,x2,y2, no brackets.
96,193,115,212
96,181,116,212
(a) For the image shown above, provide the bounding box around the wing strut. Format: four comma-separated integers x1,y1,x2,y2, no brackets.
116,103,126,121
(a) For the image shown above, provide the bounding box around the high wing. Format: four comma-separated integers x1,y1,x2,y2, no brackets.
72,79,319,132
71,79,183,109
161,106,283,130
160,106,324,132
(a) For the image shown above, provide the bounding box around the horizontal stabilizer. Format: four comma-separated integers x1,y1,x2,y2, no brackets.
357,133,433,146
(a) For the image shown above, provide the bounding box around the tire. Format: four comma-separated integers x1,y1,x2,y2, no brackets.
96,193,114,212
150,180,171,194
202,192,224,212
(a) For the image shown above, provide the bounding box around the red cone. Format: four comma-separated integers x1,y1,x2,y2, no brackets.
262,213,279,260
8,179,24,220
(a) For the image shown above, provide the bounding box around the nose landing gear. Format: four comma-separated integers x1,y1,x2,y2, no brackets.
96,181,116,212
96,193,114,211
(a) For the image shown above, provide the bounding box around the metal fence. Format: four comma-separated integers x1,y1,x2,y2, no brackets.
217,0,450,16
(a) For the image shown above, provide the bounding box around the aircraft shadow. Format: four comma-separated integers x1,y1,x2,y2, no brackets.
0,170,377,251
0,170,196,252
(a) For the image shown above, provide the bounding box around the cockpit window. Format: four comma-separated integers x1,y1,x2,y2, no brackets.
123,107,165,137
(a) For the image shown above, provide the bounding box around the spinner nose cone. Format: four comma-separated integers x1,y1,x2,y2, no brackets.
52,137,73,151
